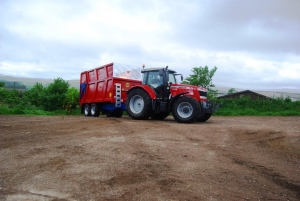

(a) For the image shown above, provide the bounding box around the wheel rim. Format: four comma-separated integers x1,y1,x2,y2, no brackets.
91,105,95,116
84,105,89,115
129,95,144,114
177,102,193,118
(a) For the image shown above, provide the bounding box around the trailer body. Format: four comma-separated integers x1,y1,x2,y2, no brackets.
80,63,142,117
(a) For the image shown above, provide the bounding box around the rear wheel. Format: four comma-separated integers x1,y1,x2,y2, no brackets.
151,111,169,120
90,103,100,117
197,113,211,122
172,96,201,123
126,89,152,120
84,104,91,116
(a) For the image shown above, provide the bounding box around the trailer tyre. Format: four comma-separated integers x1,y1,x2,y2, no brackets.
172,96,201,123
84,104,91,116
126,88,152,120
90,103,100,117
114,109,123,118
105,112,112,117
197,113,211,122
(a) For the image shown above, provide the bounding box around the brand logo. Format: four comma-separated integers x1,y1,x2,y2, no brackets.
125,83,130,87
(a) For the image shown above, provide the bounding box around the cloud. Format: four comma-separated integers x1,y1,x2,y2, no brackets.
165,0,300,54
0,0,299,90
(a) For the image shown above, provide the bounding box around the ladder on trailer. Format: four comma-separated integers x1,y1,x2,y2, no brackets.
115,83,121,107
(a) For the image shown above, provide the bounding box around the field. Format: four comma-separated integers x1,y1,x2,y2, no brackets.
0,115,299,200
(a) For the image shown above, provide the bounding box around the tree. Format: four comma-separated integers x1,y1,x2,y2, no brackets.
0,82,7,103
182,66,218,98
63,87,79,114
25,82,45,107
0,82,5,88
3,90,22,106
228,88,236,94
43,78,70,111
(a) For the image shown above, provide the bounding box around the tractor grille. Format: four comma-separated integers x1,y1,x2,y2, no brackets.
199,91,207,97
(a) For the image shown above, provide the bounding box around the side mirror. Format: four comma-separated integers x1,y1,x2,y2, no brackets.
181,75,183,81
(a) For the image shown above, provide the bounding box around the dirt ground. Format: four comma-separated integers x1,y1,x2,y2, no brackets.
0,115,299,201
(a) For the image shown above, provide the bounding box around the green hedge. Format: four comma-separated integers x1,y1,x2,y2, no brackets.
215,96,300,116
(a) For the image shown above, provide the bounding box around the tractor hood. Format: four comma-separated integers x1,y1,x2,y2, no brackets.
170,83,208,101
170,83,208,92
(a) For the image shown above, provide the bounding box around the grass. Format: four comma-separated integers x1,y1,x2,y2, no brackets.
0,105,81,116
1,96,300,116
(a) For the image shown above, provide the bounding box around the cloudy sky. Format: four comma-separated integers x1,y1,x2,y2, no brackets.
0,0,299,91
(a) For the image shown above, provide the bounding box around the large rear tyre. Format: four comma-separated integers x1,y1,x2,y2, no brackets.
90,103,100,117
151,111,169,120
197,113,211,122
172,96,201,123
84,104,91,116
126,89,152,120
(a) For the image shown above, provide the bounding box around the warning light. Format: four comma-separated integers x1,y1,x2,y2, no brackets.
142,64,145,69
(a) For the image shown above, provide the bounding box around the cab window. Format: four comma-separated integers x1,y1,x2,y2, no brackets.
168,73,176,84
147,71,162,88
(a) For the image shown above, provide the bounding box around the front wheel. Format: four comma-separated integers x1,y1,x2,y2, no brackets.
197,113,211,122
126,88,152,120
172,96,201,123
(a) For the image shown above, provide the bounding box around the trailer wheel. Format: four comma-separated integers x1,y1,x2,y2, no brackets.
105,112,112,117
126,88,152,120
151,112,169,120
197,113,211,122
90,103,100,117
84,104,91,116
172,96,201,123
114,109,123,118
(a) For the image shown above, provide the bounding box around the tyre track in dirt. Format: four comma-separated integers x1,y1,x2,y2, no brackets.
175,117,300,200
0,116,300,200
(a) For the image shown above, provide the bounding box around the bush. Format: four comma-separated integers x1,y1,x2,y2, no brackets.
63,87,80,114
25,83,45,107
215,96,300,116
42,78,70,111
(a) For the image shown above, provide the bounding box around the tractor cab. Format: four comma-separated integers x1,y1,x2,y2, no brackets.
141,67,180,100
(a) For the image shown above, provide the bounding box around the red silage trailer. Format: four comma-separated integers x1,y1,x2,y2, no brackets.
80,63,142,117
81,62,220,123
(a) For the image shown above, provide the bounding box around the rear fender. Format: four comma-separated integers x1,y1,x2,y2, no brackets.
127,85,157,99
127,85,157,111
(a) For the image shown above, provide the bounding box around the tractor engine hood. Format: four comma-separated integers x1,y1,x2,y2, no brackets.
170,84,208,101
170,84,208,92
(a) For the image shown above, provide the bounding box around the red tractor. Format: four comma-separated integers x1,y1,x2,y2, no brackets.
80,63,218,123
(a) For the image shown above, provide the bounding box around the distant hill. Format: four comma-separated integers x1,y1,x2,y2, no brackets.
0,74,299,101
0,74,79,90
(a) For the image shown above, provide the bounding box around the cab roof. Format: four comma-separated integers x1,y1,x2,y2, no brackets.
141,67,176,73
